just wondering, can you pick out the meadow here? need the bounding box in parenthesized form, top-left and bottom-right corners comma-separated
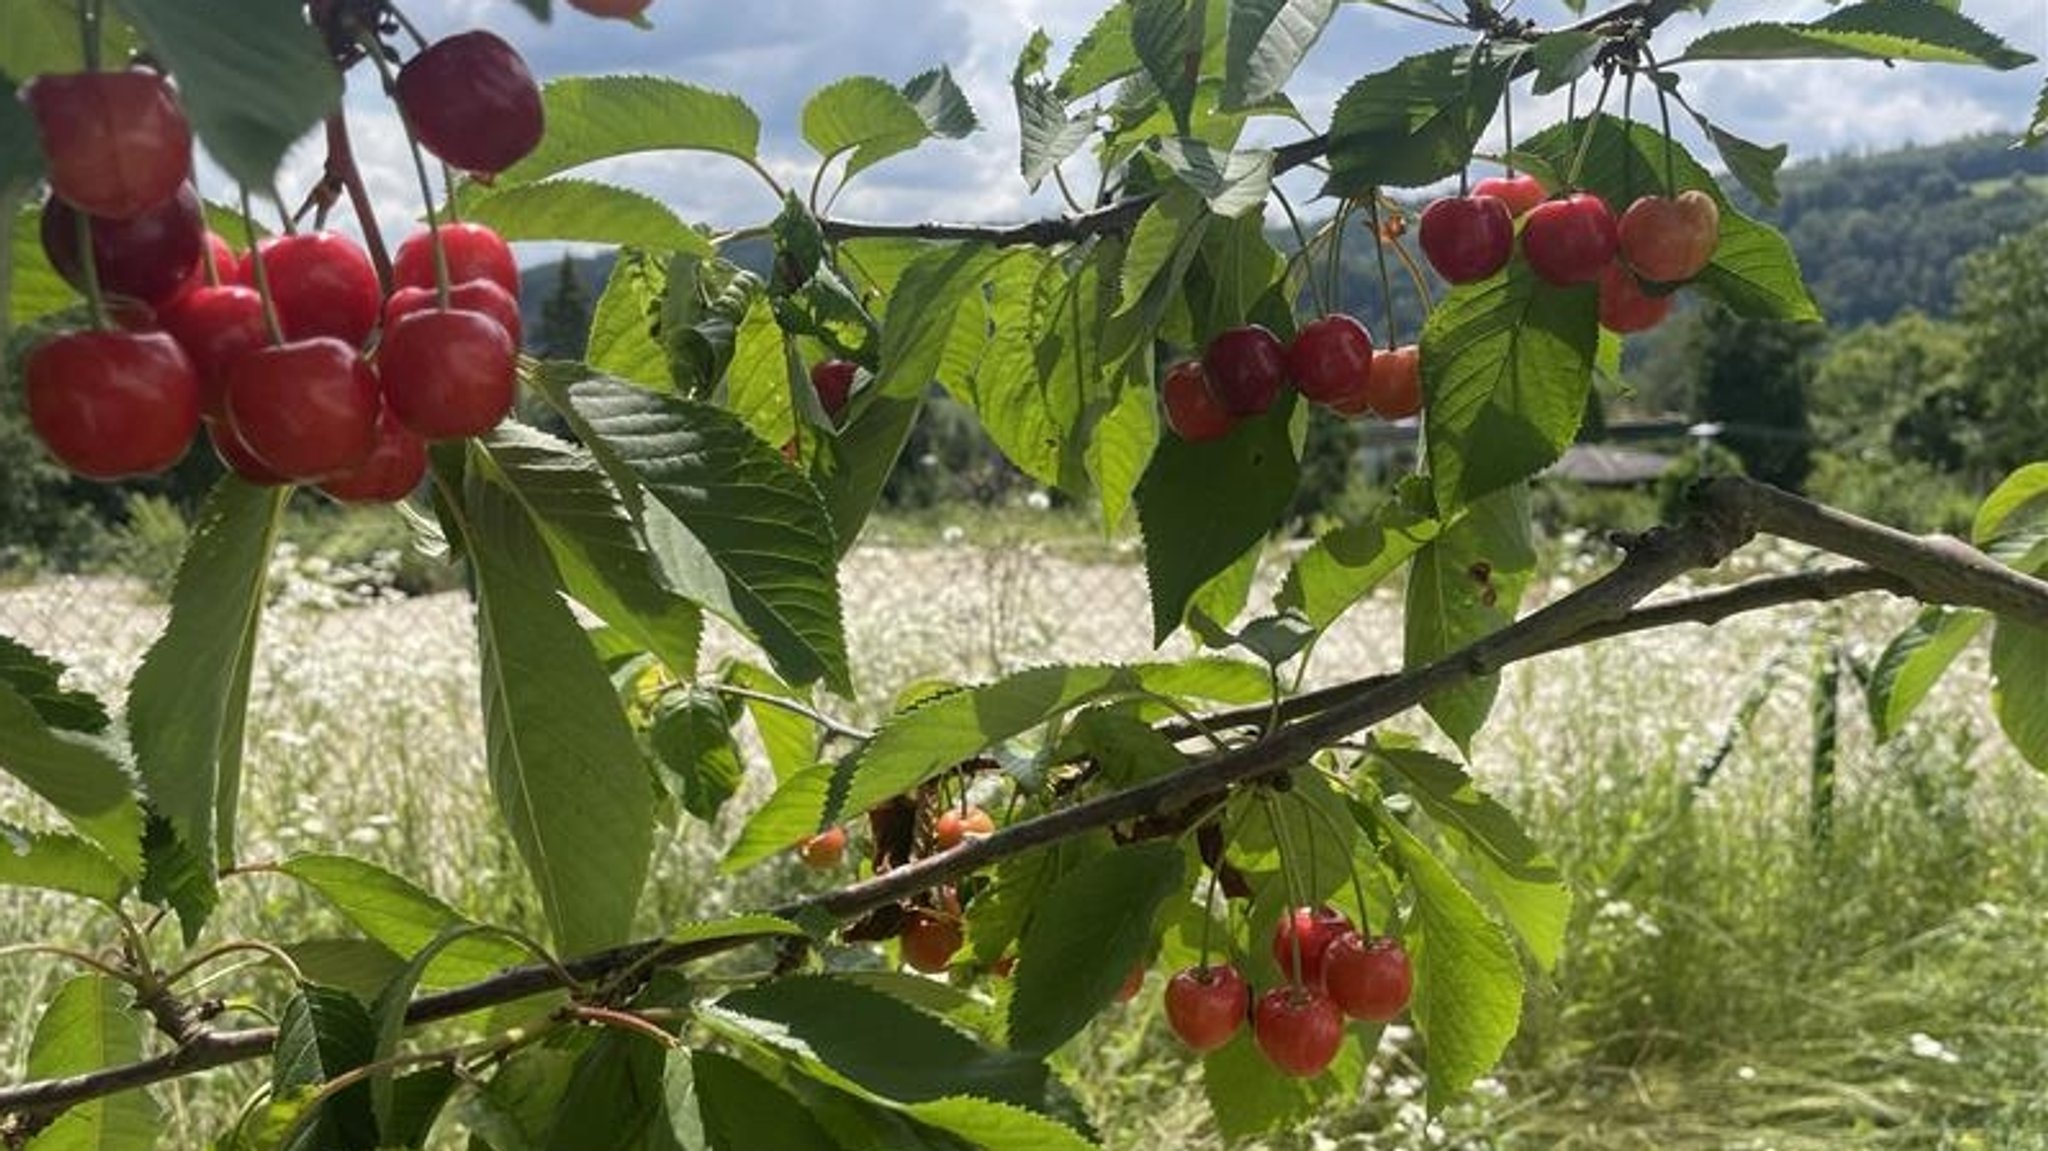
(2, 521, 2044, 1149)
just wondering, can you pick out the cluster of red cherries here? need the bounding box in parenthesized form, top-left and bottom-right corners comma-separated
(1418, 172, 1722, 333)
(18, 27, 548, 501)
(1161, 317, 1421, 444)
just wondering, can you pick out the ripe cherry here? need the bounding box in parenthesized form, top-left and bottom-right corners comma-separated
(1597, 263, 1675, 334)
(900, 909, 962, 974)
(159, 284, 270, 418)
(25, 330, 199, 480)
(224, 338, 381, 482)
(205, 418, 287, 486)
(379, 309, 519, 440)
(1471, 173, 1547, 219)
(383, 280, 525, 349)
(40, 185, 204, 306)
(1362, 344, 1422, 420)
(395, 32, 545, 176)
(1322, 933, 1413, 1023)
(392, 224, 522, 300)
(934, 806, 994, 850)
(796, 826, 848, 870)
(1253, 987, 1345, 1078)
(1271, 906, 1354, 988)
(317, 411, 427, 505)
(1521, 193, 1620, 287)
(1161, 359, 1235, 442)
(810, 359, 858, 421)
(243, 232, 382, 349)
(1618, 190, 1721, 284)
(198, 232, 242, 288)
(567, 0, 654, 19)
(1286, 314, 1375, 410)
(1164, 964, 1249, 1053)
(1202, 325, 1288, 416)
(1418, 195, 1515, 285)
(23, 71, 192, 220)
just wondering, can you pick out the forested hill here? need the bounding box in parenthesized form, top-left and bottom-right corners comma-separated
(521, 133, 2048, 345)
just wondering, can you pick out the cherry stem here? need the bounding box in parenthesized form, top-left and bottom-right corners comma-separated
(1381, 199, 1436, 319)
(1365, 195, 1399, 344)
(1259, 793, 1310, 988)
(361, 31, 453, 309)
(239, 187, 288, 346)
(1643, 48, 1678, 193)
(1293, 780, 1377, 937)
(1564, 69, 1615, 191)
(1196, 840, 1221, 970)
(78, 0, 103, 72)
(1502, 82, 1516, 177)
(1325, 199, 1352, 317)
(1272, 183, 1330, 317)
(383, 1, 430, 50)
(70, 208, 109, 331)
(325, 111, 395, 293)
(1620, 69, 1636, 203)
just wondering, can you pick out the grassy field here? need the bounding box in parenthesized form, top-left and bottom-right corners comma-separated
(2, 530, 2045, 1148)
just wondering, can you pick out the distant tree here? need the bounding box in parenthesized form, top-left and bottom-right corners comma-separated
(537, 254, 591, 359)
(1809, 310, 1976, 470)
(1691, 305, 1821, 491)
(1957, 221, 2048, 472)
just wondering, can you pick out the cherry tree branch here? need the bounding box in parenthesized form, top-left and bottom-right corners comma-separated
(6, 477, 2043, 1123)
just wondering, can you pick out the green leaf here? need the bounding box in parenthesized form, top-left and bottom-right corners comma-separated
(1014, 34, 1096, 189)
(0, 0, 136, 79)
(281, 940, 407, 1006)
(1403, 484, 1535, 751)
(110, 0, 340, 189)
(725, 762, 835, 873)
(478, 424, 704, 678)
(802, 74, 962, 180)
(1010, 842, 1186, 1053)
(0, 79, 44, 208)
(1221, 0, 1335, 109)
(899, 1096, 1097, 1151)
(273, 984, 379, 1151)
(710, 975, 1054, 1109)
(0, 684, 139, 876)
(1200, 1029, 1368, 1140)
(967, 833, 1114, 961)
(1677, 1, 2035, 70)
(585, 249, 672, 389)
(0, 822, 127, 904)
(277, 854, 532, 987)
(1136, 399, 1301, 642)
(455, 179, 712, 255)
(1974, 462, 2048, 546)
(1132, 0, 1201, 136)
(366, 925, 518, 1133)
(1375, 746, 1569, 970)
(1384, 817, 1524, 1111)
(649, 689, 745, 821)
(23, 975, 158, 1151)
(829, 661, 1267, 822)
(2024, 76, 2047, 147)
(1866, 608, 1989, 742)
(554, 375, 851, 693)
(667, 914, 806, 949)
(496, 76, 760, 187)
(127, 478, 288, 901)
(1529, 31, 1602, 94)
(686, 1050, 839, 1151)
(543, 1030, 669, 1150)
(1323, 46, 1518, 194)
(903, 66, 980, 140)
(1152, 138, 1273, 217)
(1992, 620, 2048, 772)
(1057, 4, 1141, 99)
(0, 634, 109, 734)
(721, 661, 815, 783)
(1673, 93, 1790, 208)
(456, 457, 656, 955)
(1276, 491, 1441, 629)
(1421, 259, 1600, 513)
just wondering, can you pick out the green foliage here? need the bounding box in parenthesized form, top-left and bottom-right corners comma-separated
(1009, 842, 1186, 1054)
(23, 976, 158, 1150)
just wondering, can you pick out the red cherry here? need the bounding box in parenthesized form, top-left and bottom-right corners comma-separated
(1618, 191, 1721, 284)
(796, 826, 848, 870)
(809, 359, 858, 421)
(159, 285, 269, 419)
(900, 909, 962, 973)
(1322, 933, 1413, 1023)
(1520, 193, 1620, 287)
(934, 806, 994, 850)
(1202, 325, 1288, 416)
(205, 418, 287, 486)
(40, 185, 204, 306)
(224, 338, 381, 482)
(1253, 987, 1345, 1078)
(1362, 344, 1422, 421)
(23, 71, 192, 220)
(199, 232, 242, 288)
(1286, 314, 1375, 409)
(25, 330, 199, 480)
(1271, 906, 1353, 988)
(395, 32, 545, 176)
(392, 224, 521, 300)
(383, 280, 525, 349)
(1419, 195, 1515, 285)
(317, 410, 427, 505)
(1161, 359, 1235, 442)
(1597, 263, 1676, 334)
(379, 309, 519, 440)
(1164, 965, 1249, 1053)
(567, 0, 654, 19)
(1470, 173, 1547, 219)
(243, 233, 382, 348)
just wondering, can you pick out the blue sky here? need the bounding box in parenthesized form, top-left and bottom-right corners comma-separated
(275, 1, 2048, 251)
